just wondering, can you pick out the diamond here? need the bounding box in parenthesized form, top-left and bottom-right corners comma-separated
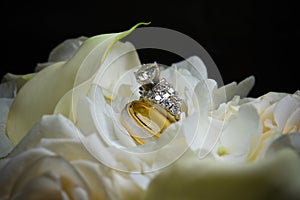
(163, 93, 170, 99)
(135, 63, 160, 85)
(169, 105, 181, 115)
(154, 95, 162, 101)
(168, 88, 175, 94)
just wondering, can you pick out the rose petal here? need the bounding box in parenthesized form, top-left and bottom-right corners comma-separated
(76, 86, 136, 147)
(10, 156, 91, 200)
(9, 114, 79, 157)
(197, 117, 224, 158)
(110, 171, 144, 200)
(213, 76, 255, 109)
(38, 138, 95, 162)
(161, 66, 200, 96)
(171, 56, 208, 80)
(0, 148, 54, 198)
(219, 104, 261, 159)
(251, 92, 287, 114)
(274, 95, 300, 132)
(71, 160, 108, 200)
(284, 107, 300, 133)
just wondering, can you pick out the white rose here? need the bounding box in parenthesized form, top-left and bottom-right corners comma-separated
(0, 115, 143, 200)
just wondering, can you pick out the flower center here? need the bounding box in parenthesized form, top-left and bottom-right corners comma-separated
(217, 146, 229, 157)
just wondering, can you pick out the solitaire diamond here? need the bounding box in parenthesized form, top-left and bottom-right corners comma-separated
(135, 63, 160, 85)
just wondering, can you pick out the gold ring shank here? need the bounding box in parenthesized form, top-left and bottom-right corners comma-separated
(120, 99, 178, 145)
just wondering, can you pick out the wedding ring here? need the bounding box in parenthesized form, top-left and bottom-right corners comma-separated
(120, 62, 183, 144)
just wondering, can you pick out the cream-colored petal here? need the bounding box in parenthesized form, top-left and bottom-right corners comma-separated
(251, 92, 287, 114)
(213, 76, 255, 109)
(0, 148, 54, 199)
(93, 41, 141, 93)
(72, 160, 108, 200)
(284, 107, 300, 133)
(144, 149, 300, 200)
(260, 103, 276, 132)
(10, 156, 91, 200)
(9, 114, 79, 157)
(110, 171, 144, 200)
(76, 95, 101, 136)
(161, 65, 200, 96)
(80, 133, 117, 168)
(171, 56, 208, 80)
(220, 104, 261, 157)
(274, 95, 300, 132)
(226, 76, 255, 100)
(38, 138, 95, 162)
(76, 90, 133, 148)
(11, 171, 68, 200)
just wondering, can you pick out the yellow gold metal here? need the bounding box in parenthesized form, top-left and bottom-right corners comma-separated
(121, 99, 178, 145)
(120, 118, 146, 145)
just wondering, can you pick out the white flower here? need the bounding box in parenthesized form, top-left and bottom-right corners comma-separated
(207, 91, 300, 163)
(0, 115, 143, 200)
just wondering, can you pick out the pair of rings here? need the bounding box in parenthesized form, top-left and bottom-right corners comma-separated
(120, 63, 184, 144)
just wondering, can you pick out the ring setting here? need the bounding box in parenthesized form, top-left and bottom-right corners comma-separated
(120, 62, 184, 144)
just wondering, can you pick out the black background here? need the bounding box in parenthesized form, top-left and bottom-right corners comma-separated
(1, 1, 299, 97)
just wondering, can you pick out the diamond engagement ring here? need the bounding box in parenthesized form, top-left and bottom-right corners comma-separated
(120, 62, 184, 145)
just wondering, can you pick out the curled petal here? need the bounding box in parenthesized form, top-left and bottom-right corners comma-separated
(9, 114, 79, 157)
(218, 104, 261, 161)
(171, 56, 208, 80)
(274, 95, 300, 132)
(251, 92, 287, 115)
(284, 107, 300, 133)
(213, 76, 255, 109)
(11, 155, 91, 200)
(0, 148, 55, 199)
